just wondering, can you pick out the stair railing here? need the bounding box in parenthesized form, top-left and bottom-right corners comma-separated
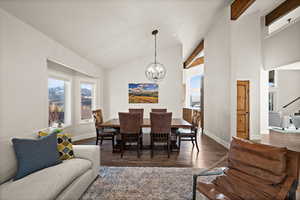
(282, 96, 300, 109)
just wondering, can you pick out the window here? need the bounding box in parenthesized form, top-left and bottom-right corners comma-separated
(269, 70, 276, 87)
(80, 82, 96, 122)
(48, 77, 70, 127)
(189, 75, 201, 109)
(269, 92, 276, 111)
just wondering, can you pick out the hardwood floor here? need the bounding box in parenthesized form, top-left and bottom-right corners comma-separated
(75, 130, 300, 168)
(74, 133, 228, 168)
(75, 130, 300, 198)
(260, 130, 300, 152)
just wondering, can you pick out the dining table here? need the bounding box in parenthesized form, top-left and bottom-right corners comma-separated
(100, 118, 192, 129)
(100, 118, 192, 152)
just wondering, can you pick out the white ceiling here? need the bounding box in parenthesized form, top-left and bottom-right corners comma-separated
(0, 0, 226, 68)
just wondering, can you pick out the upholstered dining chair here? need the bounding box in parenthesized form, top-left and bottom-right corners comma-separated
(129, 108, 144, 117)
(192, 137, 300, 200)
(129, 108, 144, 149)
(150, 112, 172, 158)
(119, 112, 143, 158)
(151, 108, 167, 113)
(176, 110, 201, 152)
(92, 109, 117, 148)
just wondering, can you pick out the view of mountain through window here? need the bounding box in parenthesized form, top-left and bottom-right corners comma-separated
(81, 83, 93, 120)
(48, 78, 65, 127)
(190, 75, 201, 108)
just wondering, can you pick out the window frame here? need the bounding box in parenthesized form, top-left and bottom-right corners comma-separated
(48, 71, 72, 128)
(79, 78, 97, 124)
(269, 91, 277, 112)
(269, 70, 277, 88)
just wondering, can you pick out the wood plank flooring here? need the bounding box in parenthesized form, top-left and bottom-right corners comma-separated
(75, 130, 300, 168)
(75, 130, 300, 199)
(74, 133, 228, 168)
(260, 130, 300, 152)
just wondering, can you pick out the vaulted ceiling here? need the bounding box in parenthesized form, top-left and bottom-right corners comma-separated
(0, 0, 228, 68)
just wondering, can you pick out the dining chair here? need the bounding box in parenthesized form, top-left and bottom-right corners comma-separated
(128, 108, 144, 117)
(129, 108, 144, 149)
(176, 110, 200, 151)
(92, 109, 118, 148)
(151, 108, 167, 113)
(150, 112, 172, 158)
(119, 112, 143, 158)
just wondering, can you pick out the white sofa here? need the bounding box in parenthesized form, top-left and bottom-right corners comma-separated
(0, 138, 99, 200)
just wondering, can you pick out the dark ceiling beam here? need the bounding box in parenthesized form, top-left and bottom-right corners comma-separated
(183, 40, 204, 68)
(265, 0, 300, 26)
(185, 57, 204, 69)
(231, 0, 256, 20)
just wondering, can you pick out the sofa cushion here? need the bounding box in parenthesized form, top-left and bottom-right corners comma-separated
(228, 137, 287, 184)
(12, 133, 62, 180)
(0, 158, 92, 200)
(0, 139, 18, 184)
(39, 131, 74, 160)
(56, 133, 74, 160)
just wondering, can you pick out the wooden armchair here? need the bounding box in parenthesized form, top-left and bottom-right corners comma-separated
(193, 137, 300, 200)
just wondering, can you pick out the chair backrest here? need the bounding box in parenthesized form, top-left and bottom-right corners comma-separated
(228, 137, 289, 184)
(150, 112, 172, 133)
(119, 112, 142, 134)
(92, 109, 103, 126)
(223, 137, 300, 200)
(129, 108, 144, 118)
(151, 108, 167, 113)
(191, 110, 201, 129)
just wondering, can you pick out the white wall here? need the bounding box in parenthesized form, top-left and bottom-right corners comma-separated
(0, 8, 103, 141)
(103, 44, 183, 119)
(204, 8, 268, 146)
(264, 20, 300, 70)
(270, 70, 300, 116)
(230, 12, 267, 139)
(204, 7, 232, 146)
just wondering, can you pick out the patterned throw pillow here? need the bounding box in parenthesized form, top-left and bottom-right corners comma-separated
(56, 133, 74, 160)
(38, 130, 74, 160)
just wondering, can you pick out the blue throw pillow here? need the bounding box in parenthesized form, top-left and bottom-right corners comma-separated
(12, 133, 62, 181)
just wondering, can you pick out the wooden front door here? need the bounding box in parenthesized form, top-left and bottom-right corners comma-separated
(237, 80, 249, 139)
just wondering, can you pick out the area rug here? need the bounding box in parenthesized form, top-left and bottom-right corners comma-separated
(80, 167, 213, 200)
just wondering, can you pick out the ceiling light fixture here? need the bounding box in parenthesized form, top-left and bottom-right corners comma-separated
(145, 30, 166, 82)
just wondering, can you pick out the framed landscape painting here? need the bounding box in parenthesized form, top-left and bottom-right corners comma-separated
(129, 83, 158, 103)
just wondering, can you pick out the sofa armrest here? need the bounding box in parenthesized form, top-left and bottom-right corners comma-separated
(73, 145, 100, 178)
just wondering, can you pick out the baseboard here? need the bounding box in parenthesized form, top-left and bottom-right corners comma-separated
(204, 130, 230, 149)
(72, 132, 95, 142)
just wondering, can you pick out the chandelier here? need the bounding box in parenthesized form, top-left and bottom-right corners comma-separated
(145, 30, 166, 82)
